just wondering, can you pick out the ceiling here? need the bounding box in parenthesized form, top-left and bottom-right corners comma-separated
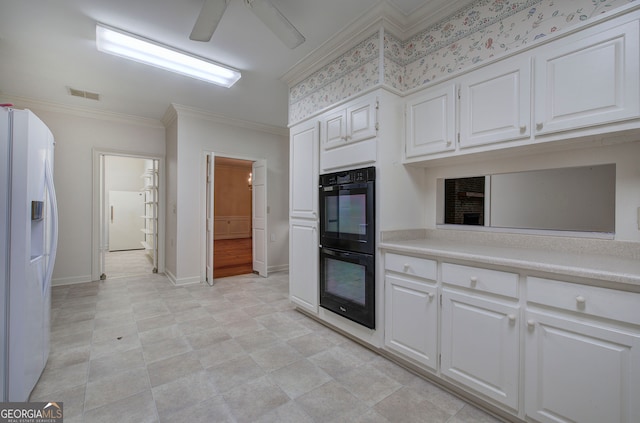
(0, 0, 467, 128)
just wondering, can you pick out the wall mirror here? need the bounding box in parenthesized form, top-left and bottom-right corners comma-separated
(439, 164, 616, 234)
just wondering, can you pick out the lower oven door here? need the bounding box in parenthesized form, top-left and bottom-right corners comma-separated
(319, 247, 375, 329)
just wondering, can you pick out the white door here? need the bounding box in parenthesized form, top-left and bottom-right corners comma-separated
(205, 153, 215, 285)
(289, 219, 318, 312)
(252, 159, 267, 277)
(441, 289, 520, 409)
(459, 55, 531, 148)
(385, 275, 438, 370)
(525, 310, 640, 423)
(108, 190, 144, 251)
(290, 120, 319, 220)
(405, 84, 457, 158)
(534, 19, 640, 135)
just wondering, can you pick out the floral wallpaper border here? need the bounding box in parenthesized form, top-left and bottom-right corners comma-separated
(289, 0, 636, 124)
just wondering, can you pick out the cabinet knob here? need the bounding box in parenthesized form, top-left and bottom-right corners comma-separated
(527, 319, 536, 329)
(403, 263, 410, 271)
(508, 314, 516, 323)
(519, 125, 527, 133)
(446, 140, 452, 146)
(428, 292, 435, 300)
(470, 276, 478, 285)
(536, 122, 544, 130)
(576, 295, 586, 305)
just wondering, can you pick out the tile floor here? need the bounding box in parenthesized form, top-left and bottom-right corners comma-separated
(34, 271, 504, 423)
(104, 249, 155, 279)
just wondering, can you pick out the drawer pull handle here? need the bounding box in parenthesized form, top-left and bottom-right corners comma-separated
(576, 295, 586, 305)
(508, 314, 516, 323)
(527, 319, 536, 329)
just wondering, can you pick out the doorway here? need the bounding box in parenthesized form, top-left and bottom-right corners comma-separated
(213, 157, 253, 278)
(204, 153, 267, 285)
(94, 153, 162, 280)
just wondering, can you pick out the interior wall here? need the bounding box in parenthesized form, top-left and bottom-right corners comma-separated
(423, 140, 640, 242)
(10, 100, 166, 285)
(167, 105, 289, 285)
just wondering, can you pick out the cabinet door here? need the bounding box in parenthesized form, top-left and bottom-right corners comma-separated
(321, 95, 377, 151)
(321, 108, 347, 151)
(459, 56, 531, 148)
(347, 96, 377, 144)
(441, 289, 520, 410)
(405, 84, 456, 158)
(289, 220, 318, 313)
(290, 120, 319, 220)
(534, 19, 640, 135)
(385, 274, 438, 370)
(525, 310, 640, 423)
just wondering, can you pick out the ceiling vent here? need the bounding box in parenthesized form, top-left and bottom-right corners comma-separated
(68, 87, 100, 101)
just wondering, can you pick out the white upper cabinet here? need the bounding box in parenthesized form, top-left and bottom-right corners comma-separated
(405, 84, 457, 158)
(534, 17, 640, 136)
(459, 55, 531, 148)
(289, 120, 319, 220)
(321, 93, 377, 151)
(320, 92, 378, 171)
(403, 9, 640, 164)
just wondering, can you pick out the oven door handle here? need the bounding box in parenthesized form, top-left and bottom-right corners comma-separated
(323, 248, 353, 258)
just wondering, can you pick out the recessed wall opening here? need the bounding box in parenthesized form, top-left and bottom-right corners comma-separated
(444, 176, 485, 226)
(439, 164, 616, 236)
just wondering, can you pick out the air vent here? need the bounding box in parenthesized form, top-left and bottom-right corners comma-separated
(68, 87, 100, 101)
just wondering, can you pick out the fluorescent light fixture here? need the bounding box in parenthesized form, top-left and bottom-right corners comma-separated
(96, 23, 241, 88)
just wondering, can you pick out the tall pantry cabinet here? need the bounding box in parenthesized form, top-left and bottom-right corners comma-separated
(289, 120, 319, 313)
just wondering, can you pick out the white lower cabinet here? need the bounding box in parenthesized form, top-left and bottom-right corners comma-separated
(385, 274, 438, 370)
(440, 288, 520, 410)
(289, 219, 318, 313)
(380, 250, 640, 422)
(525, 277, 640, 423)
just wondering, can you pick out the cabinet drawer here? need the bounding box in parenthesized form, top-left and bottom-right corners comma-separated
(385, 253, 437, 281)
(442, 263, 518, 298)
(527, 277, 640, 325)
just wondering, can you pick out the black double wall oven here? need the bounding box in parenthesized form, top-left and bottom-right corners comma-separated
(319, 166, 375, 329)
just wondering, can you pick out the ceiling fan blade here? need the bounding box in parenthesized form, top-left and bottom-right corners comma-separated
(245, 0, 305, 49)
(190, 0, 229, 42)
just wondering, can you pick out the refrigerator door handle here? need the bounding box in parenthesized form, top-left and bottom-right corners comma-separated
(43, 159, 58, 294)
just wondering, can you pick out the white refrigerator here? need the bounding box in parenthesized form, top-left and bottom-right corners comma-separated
(0, 107, 58, 401)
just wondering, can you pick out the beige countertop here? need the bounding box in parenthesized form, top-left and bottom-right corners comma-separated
(379, 232, 640, 292)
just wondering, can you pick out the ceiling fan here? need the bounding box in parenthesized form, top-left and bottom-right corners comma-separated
(190, 0, 305, 49)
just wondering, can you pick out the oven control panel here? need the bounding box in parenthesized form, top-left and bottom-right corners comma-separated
(320, 166, 376, 186)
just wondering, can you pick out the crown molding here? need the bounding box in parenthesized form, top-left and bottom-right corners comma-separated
(0, 94, 165, 129)
(170, 103, 288, 137)
(282, 0, 475, 87)
(282, 1, 389, 87)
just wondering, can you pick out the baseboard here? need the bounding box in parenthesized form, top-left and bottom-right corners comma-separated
(268, 264, 289, 273)
(52, 275, 93, 286)
(165, 270, 201, 286)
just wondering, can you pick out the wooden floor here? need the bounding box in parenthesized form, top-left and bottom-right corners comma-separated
(214, 237, 253, 278)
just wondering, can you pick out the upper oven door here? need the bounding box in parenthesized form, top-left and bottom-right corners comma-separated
(319, 180, 375, 254)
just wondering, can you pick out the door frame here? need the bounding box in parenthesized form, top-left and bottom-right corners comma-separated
(201, 151, 268, 284)
(91, 149, 165, 282)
